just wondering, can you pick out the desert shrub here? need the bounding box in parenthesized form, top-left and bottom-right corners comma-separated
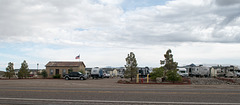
(41, 70, 48, 78)
(166, 70, 182, 83)
(150, 67, 164, 80)
(53, 74, 61, 78)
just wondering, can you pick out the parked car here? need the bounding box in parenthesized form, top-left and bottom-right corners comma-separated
(103, 73, 110, 78)
(64, 72, 87, 80)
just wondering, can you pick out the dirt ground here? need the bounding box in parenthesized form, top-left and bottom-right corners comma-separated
(1, 77, 240, 89)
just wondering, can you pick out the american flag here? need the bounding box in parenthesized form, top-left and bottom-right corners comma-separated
(75, 55, 80, 59)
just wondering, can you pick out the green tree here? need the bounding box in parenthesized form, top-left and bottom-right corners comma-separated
(41, 70, 48, 78)
(160, 49, 178, 78)
(124, 52, 138, 81)
(18, 60, 30, 79)
(166, 70, 182, 83)
(150, 67, 164, 80)
(5, 62, 15, 79)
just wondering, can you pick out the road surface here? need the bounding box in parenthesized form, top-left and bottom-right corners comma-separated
(0, 78, 240, 105)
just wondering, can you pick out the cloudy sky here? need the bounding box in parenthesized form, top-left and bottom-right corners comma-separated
(0, 0, 240, 70)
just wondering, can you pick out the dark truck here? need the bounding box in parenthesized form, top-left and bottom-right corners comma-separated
(63, 72, 87, 80)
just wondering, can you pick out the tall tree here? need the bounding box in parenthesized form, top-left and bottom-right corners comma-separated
(163, 49, 178, 70)
(151, 49, 181, 82)
(5, 62, 14, 79)
(124, 52, 138, 81)
(160, 49, 178, 79)
(18, 60, 30, 79)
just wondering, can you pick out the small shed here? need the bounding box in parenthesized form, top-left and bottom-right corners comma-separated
(45, 61, 85, 78)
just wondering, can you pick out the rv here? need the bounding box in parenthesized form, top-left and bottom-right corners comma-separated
(186, 65, 210, 77)
(91, 67, 104, 79)
(212, 65, 239, 78)
(138, 67, 150, 78)
(177, 68, 188, 77)
(235, 70, 240, 78)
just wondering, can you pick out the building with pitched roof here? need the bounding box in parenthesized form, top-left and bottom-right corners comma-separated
(45, 61, 86, 78)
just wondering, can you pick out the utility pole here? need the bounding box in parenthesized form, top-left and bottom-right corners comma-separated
(37, 63, 39, 75)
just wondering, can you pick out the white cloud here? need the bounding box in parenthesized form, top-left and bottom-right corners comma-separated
(98, 0, 124, 5)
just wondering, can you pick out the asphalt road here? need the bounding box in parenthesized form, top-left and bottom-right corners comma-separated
(0, 78, 240, 105)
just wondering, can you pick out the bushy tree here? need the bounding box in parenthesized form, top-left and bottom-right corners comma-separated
(124, 52, 138, 81)
(18, 60, 30, 79)
(166, 70, 182, 83)
(150, 67, 164, 80)
(41, 70, 48, 78)
(5, 62, 15, 79)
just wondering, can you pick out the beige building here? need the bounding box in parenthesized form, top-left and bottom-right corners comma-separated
(45, 61, 86, 78)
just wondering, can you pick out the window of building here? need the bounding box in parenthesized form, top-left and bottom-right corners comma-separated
(50, 69, 54, 75)
(68, 69, 73, 73)
(62, 69, 66, 76)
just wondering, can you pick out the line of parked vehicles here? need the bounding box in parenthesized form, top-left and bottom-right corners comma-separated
(63, 65, 240, 80)
(177, 65, 240, 78)
(63, 67, 110, 80)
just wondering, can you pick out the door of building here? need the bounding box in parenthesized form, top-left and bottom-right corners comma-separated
(56, 69, 59, 75)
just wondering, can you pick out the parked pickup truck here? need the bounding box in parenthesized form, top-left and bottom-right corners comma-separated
(64, 72, 87, 80)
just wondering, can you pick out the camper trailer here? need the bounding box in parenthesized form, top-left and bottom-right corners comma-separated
(212, 65, 239, 78)
(138, 67, 150, 77)
(236, 70, 240, 78)
(187, 65, 210, 77)
(91, 67, 104, 79)
(177, 68, 188, 77)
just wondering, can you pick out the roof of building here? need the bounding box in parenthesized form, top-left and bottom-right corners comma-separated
(45, 61, 86, 67)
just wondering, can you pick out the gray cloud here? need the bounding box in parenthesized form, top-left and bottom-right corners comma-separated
(215, 0, 240, 6)
(0, 0, 240, 48)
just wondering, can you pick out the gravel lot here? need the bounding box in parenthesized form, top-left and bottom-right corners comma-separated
(0, 77, 240, 89)
(190, 77, 240, 85)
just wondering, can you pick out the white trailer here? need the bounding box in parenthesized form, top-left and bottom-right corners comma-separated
(91, 67, 104, 79)
(187, 65, 210, 77)
(177, 68, 188, 77)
